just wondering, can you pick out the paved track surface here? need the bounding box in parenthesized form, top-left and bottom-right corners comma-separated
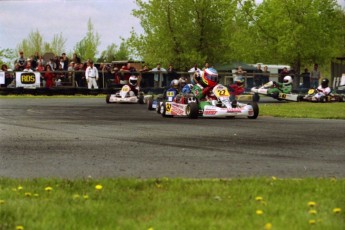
(0, 97, 344, 179)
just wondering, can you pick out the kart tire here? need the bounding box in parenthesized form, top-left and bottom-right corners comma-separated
(253, 93, 260, 102)
(186, 102, 199, 119)
(138, 95, 144, 104)
(320, 96, 326, 103)
(147, 99, 154, 110)
(297, 95, 304, 102)
(156, 103, 161, 114)
(247, 102, 259, 119)
(106, 94, 111, 104)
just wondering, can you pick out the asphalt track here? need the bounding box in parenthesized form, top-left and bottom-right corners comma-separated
(0, 97, 344, 179)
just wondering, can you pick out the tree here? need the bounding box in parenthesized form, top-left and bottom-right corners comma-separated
(49, 33, 67, 55)
(0, 48, 15, 67)
(74, 18, 100, 62)
(98, 39, 130, 63)
(129, 0, 236, 70)
(16, 29, 43, 56)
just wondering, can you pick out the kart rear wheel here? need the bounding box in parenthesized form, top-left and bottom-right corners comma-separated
(147, 99, 154, 110)
(253, 93, 260, 102)
(138, 95, 144, 104)
(186, 102, 199, 119)
(156, 103, 161, 114)
(106, 94, 111, 103)
(320, 96, 326, 103)
(247, 102, 259, 119)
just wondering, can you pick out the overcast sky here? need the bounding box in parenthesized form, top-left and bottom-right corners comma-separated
(1, 0, 344, 57)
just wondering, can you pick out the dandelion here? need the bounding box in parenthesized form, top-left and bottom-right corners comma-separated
(148, 228, 154, 230)
(45, 187, 53, 192)
(95, 184, 103, 190)
(155, 183, 163, 188)
(83, 195, 89, 200)
(330, 177, 336, 182)
(73, 194, 80, 199)
(24, 192, 32, 197)
(0, 200, 5, 204)
(16, 226, 24, 230)
(271, 176, 277, 180)
(309, 209, 317, 215)
(333, 208, 341, 214)
(256, 210, 263, 215)
(255, 196, 263, 201)
(18, 186, 23, 190)
(33, 194, 39, 197)
(309, 219, 316, 225)
(308, 201, 316, 207)
(264, 223, 272, 230)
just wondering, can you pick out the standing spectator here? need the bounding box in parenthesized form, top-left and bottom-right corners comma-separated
(279, 67, 289, 82)
(166, 64, 178, 87)
(1, 64, 14, 87)
(188, 64, 201, 83)
(113, 67, 121, 85)
(31, 51, 39, 69)
(16, 51, 26, 71)
(36, 61, 45, 87)
(202, 62, 210, 70)
(85, 60, 99, 89)
(151, 63, 167, 88)
(310, 63, 321, 88)
(67, 62, 75, 84)
(139, 65, 150, 87)
(37, 55, 45, 67)
(262, 65, 270, 84)
(120, 63, 136, 84)
(23, 61, 33, 72)
(301, 68, 310, 89)
(44, 64, 55, 88)
(74, 63, 85, 87)
(72, 53, 81, 64)
(253, 64, 263, 87)
(61, 53, 69, 71)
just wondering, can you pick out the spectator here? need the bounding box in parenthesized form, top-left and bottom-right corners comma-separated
(1, 64, 14, 87)
(61, 53, 69, 71)
(72, 53, 81, 64)
(310, 63, 321, 88)
(253, 64, 263, 87)
(31, 51, 39, 69)
(74, 63, 85, 87)
(202, 62, 210, 70)
(16, 51, 26, 71)
(23, 61, 33, 72)
(262, 65, 270, 84)
(36, 62, 45, 87)
(166, 64, 178, 87)
(120, 63, 136, 84)
(85, 60, 99, 89)
(113, 67, 121, 85)
(301, 68, 310, 89)
(188, 64, 201, 83)
(279, 67, 289, 82)
(151, 63, 167, 88)
(37, 55, 45, 67)
(44, 64, 55, 88)
(139, 65, 150, 87)
(67, 62, 75, 83)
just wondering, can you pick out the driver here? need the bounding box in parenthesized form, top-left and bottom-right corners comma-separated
(128, 75, 140, 96)
(162, 79, 180, 101)
(229, 76, 245, 101)
(192, 68, 219, 100)
(314, 78, 331, 100)
(268, 75, 293, 98)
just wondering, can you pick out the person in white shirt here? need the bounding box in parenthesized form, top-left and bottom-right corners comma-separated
(150, 63, 167, 88)
(188, 64, 201, 84)
(85, 60, 99, 89)
(315, 78, 331, 100)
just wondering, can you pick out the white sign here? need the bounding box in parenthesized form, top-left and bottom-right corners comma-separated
(0, 72, 4, 84)
(16, 71, 41, 88)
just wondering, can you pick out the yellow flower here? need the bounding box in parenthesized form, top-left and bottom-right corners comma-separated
(148, 228, 154, 230)
(264, 223, 272, 230)
(308, 201, 316, 207)
(309, 219, 316, 225)
(271, 176, 277, 180)
(333, 208, 341, 214)
(16, 226, 24, 230)
(95, 184, 103, 190)
(45, 187, 53, 192)
(33, 193, 39, 197)
(155, 183, 163, 188)
(256, 210, 263, 215)
(18, 186, 23, 190)
(83, 195, 89, 200)
(0, 200, 5, 204)
(309, 209, 317, 215)
(73, 194, 80, 199)
(24, 192, 32, 197)
(255, 196, 263, 201)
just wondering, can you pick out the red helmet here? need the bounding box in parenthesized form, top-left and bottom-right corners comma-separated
(201, 68, 219, 87)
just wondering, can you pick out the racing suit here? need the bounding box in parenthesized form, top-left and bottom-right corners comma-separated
(314, 85, 331, 99)
(229, 84, 245, 101)
(128, 84, 139, 96)
(267, 81, 292, 98)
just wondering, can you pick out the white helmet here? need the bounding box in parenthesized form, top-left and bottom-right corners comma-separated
(171, 79, 179, 89)
(283, 76, 292, 84)
(129, 75, 138, 86)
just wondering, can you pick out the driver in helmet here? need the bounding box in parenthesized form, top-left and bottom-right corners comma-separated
(162, 79, 180, 101)
(229, 76, 245, 102)
(315, 78, 331, 99)
(128, 75, 140, 96)
(192, 67, 219, 100)
(267, 75, 293, 98)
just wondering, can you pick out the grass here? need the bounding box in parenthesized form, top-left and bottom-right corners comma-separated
(258, 102, 345, 119)
(0, 178, 344, 230)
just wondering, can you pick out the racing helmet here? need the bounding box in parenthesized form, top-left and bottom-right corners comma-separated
(201, 68, 219, 87)
(321, 78, 329, 88)
(283, 76, 292, 85)
(178, 77, 187, 87)
(171, 79, 179, 89)
(129, 75, 138, 86)
(234, 76, 244, 86)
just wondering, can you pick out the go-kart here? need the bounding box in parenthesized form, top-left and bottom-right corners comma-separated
(251, 81, 302, 102)
(302, 88, 344, 102)
(147, 88, 178, 113)
(159, 84, 259, 119)
(106, 84, 145, 104)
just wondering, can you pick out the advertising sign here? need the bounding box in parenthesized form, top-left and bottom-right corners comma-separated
(16, 71, 40, 88)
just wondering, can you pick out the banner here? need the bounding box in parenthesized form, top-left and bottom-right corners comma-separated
(0, 72, 4, 84)
(16, 71, 41, 88)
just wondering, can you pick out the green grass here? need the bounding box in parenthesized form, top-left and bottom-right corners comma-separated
(259, 102, 345, 119)
(0, 178, 344, 230)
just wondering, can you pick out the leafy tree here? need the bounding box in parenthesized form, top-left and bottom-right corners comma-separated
(0, 48, 15, 67)
(74, 18, 100, 62)
(16, 29, 43, 56)
(98, 39, 130, 63)
(49, 33, 67, 55)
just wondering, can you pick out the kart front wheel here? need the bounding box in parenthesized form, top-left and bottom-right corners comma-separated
(186, 102, 199, 119)
(247, 102, 259, 119)
(106, 94, 111, 104)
